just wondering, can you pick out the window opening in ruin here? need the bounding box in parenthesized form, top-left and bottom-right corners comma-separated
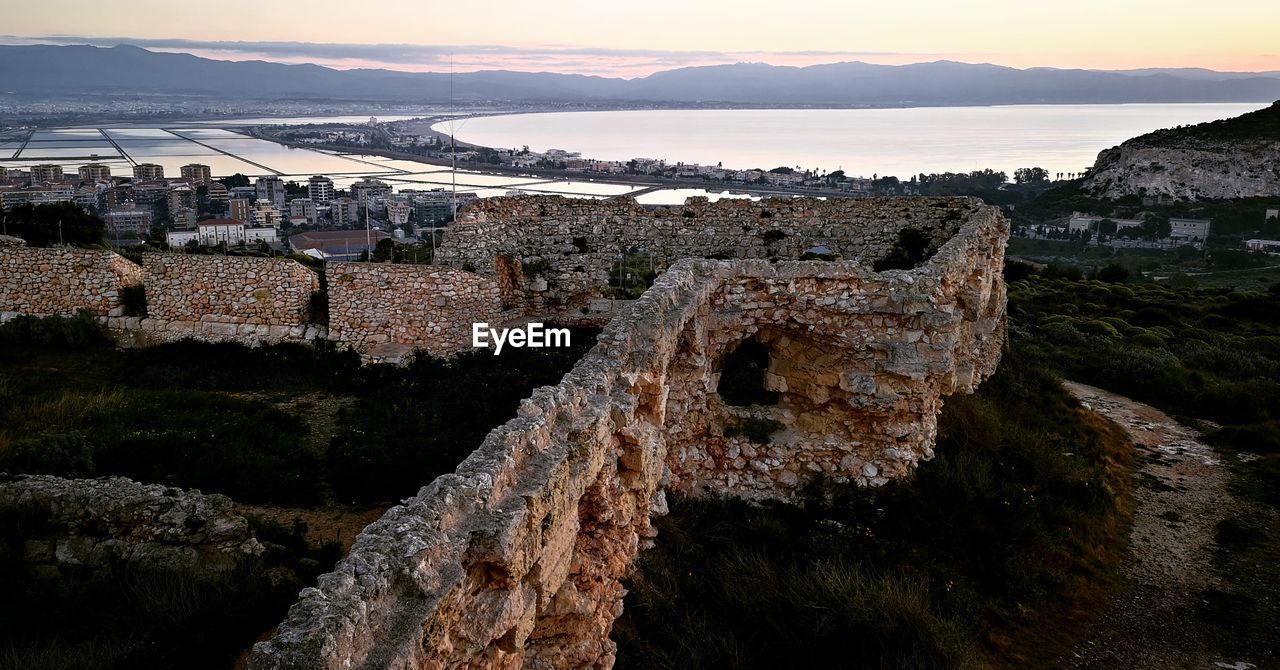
(606, 246, 656, 299)
(717, 339, 779, 406)
(872, 228, 932, 271)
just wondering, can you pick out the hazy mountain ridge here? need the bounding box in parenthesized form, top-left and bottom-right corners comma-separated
(4, 44, 1280, 106)
(1084, 101, 1280, 199)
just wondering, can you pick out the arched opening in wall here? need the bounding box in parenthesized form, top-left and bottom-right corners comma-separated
(605, 246, 656, 300)
(717, 338, 779, 407)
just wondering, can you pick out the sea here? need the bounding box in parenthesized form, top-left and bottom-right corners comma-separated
(436, 104, 1267, 180)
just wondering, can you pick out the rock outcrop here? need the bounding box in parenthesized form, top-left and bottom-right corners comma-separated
(0, 473, 263, 573)
(1083, 101, 1280, 200)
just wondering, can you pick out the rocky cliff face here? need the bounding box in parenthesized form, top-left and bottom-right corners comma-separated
(1083, 101, 1280, 200)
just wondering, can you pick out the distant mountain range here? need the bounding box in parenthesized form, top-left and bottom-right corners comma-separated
(3, 44, 1280, 107)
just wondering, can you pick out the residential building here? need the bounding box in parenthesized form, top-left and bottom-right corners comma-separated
(166, 219, 276, 247)
(206, 182, 229, 201)
(78, 163, 111, 182)
(166, 229, 199, 247)
(102, 185, 132, 208)
(1067, 212, 1145, 233)
(386, 200, 411, 226)
(289, 198, 319, 225)
(195, 218, 246, 246)
(30, 164, 64, 183)
(0, 185, 75, 209)
(229, 186, 257, 200)
(167, 185, 197, 219)
(414, 198, 452, 225)
(247, 226, 278, 245)
(130, 181, 170, 206)
(103, 202, 153, 237)
(73, 185, 99, 210)
(308, 176, 335, 204)
(330, 196, 357, 226)
(1245, 239, 1280, 252)
(229, 198, 252, 223)
(288, 229, 391, 261)
(255, 176, 286, 209)
(350, 178, 391, 209)
(251, 199, 283, 228)
(172, 207, 198, 230)
(133, 163, 165, 180)
(1169, 218, 1211, 241)
(180, 163, 212, 186)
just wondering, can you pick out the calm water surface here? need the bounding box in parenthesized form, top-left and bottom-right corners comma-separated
(439, 104, 1265, 179)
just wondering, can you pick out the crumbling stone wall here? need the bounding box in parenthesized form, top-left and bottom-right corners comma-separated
(0, 242, 142, 317)
(436, 195, 975, 308)
(326, 262, 523, 356)
(144, 254, 319, 329)
(0, 474, 263, 573)
(249, 198, 1008, 670)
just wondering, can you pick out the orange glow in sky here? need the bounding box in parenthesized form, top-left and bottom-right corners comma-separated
(5, 0, 1279, 76)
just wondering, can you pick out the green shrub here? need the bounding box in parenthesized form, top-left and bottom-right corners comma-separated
(1075, 319, 1122, 339)
(1040, 321, 1088, 345)
(6, 432, 95, 475)
(1132, 332, 1167, 348)
(0, 312, 112, 349)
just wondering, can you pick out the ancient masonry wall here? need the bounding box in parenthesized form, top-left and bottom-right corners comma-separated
(249, 199, 1008, 670)
(144, 253, 319, 328)
(0, 474, 264, 573)
(326, 262, 523, 357)
(435, 195, 975, 307)
(0, 244, 143, 316)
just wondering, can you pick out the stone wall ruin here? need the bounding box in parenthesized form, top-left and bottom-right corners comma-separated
(326, 261, 523, 357)
(0, 243, 142, 317)
(248, 196, 1009, 669)
(0, 197, 1009, 668)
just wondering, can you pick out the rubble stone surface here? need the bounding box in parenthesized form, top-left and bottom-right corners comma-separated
(0, 473, 263, 572)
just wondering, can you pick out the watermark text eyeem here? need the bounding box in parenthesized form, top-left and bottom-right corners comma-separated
(472, 322, 571, 355)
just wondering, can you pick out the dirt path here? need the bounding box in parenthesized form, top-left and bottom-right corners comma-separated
(1060, 381, 1260, 670)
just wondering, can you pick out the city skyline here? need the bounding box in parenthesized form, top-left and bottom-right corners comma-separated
(3, 0, 1279, 77)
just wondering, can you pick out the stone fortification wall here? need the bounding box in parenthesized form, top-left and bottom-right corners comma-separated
(0, 474, 263, 573)
(0, 242, 142, 317)
(326, 262, 522, 357)
(143, 254, 319, 328)
(436, 195, 977, 306)
(249, 199, 1008, 670)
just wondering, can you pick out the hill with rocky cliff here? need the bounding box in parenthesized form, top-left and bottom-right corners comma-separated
(1083, 101, 1280, 200)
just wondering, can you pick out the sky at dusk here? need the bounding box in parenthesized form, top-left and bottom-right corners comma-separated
(4, 0, 1279, 77)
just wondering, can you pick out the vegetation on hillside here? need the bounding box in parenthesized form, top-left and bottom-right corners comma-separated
(1128, 100, 1280, 146)
(0, 202, 106, 247)
(0, 504, 339, 670)
(1006, 270, 1280, 662)
(0, 315, 600, 508)
(0, 315, 601, 667)
(614, 353, 1133, 669)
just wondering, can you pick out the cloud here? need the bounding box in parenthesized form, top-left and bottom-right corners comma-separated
(0, 35, 991, 76)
